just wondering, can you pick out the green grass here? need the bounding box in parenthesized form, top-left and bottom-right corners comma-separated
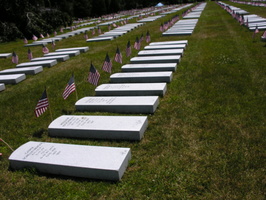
(0, 2, 265, 199)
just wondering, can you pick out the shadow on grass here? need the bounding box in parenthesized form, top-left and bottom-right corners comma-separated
(33, 128, 46, 138)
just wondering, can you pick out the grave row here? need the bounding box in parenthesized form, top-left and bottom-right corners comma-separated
(9, 40, 188, 181)
(218, 1, 266, 31)
(0, 47, 88, 88)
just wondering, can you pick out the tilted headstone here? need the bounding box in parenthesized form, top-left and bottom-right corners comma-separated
(75, 96, 159, 114)
(48, 115, 148, 140)
(9, 141, 131, 181)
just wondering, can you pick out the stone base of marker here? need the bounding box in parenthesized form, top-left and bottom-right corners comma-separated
(75, 96, 159, 114)
(9, 141, 131, 181)
(95, 83, 167, 96)
(48, 115, 148, 140)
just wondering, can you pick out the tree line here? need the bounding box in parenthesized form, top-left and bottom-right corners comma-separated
(0, 0, 196, 42)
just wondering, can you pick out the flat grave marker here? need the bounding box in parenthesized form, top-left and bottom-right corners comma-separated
(0, 74, 26, 84)
(31, 55, 69, 62)
(16, 60, 57, 68)
(75, 96, 159, 114)
(149, 40, 188, 46)
(44, 51, 80, 57)
(95, 83, 167, 96)
(48, 115, 148, 140)
(9, 141, 131, 181)
(130, 55, 181, 64)
(55, 47, 89, 53)
(121, 63, 177, 72)
(144, 44, 186, 50)
(110, 72, 173, 83)
(0, 53, 12, 58)
(0, 66, 43, 75)
(138, 49, 184, 56)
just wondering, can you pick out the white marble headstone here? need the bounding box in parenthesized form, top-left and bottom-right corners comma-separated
(9, 141, 131, 181)
(121, 63, 177, 72)
(95, 83, 167, 96)
(0, 74, 26, 84)
(0, 83, 5, 91)
(16, 60, 57, 68)
(75, 96, 159, 114)
(48, 115, 148, 140)
(0, 66, 43, 75)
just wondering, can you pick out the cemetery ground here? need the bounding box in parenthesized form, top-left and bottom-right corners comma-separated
(0, 2, 265, 199)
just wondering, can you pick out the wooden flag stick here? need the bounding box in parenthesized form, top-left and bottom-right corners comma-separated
(46, 87, 53, 121)
(0, 138, 14, 152)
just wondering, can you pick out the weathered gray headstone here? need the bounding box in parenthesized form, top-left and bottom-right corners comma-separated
(130, 55, 181, 64)
(95, 83, 167, 96)
(75, 96, 159, 114)
(0, 74, 26, 84)
(110, 72, 173, 83)
(16, 60, 57, 68)
(44, 51, 80, 57)
(0, 53, 12, 58)
(0, 66, 43, 75)
(0, 83, 5, 91)
(48, 115, 148, 140)
(144, 44, 186, 50)
(31, 55, 69, 62)
(55, 47, 89, 53)
(138, 49, 184, 56)
(9, 141, 131, 181)
(121, 63, 177, 72)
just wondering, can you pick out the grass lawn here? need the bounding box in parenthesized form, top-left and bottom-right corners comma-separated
(0, 2, 265, 199)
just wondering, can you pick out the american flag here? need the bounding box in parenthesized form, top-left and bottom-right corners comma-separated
(160, 24, 164, 32)
(253, 25, 259, 38)
(146, 31, 151, 43)
(263, 30, 266, 38)
(35, 89, 49, 117)
(102, 53, 112, 73)
(126, 40, 131, 57)
(32, 35, 38, 41)
(113, 23, 117, 27)
(42, 45, 49, 54)
(63, 75, 76, 100)
(51, 40, 56, 49)
(92, 29, 95, 35)
(12, 52, 19, 64)
(139, 33, 144, 42)
(134, 37, 140, 50)
(108, 24, 111, 31)
(60, 27, 64, 32)
(114, 47, 122, 64)
(47, 33, 50, 38)
(84, 33, 88, 40)
(23, 38, 28, 44)
(40, 34, 44, 38)
(98, 27, 101, 34)
(54, 31, 57, 36)
(27, 49, 33, 60)
(88, 63, 100, 86)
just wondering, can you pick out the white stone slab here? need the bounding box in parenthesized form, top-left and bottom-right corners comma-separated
(55, 47, 89, 53)
(0, 74, 26, 84)
(0, 53, 12, 58)
(0, 66, 43, 75)
(144, 44, 186, 50)
(75, 96, 159, 114)
(9, 141, 131, 181)
(44, 51, 80, 57)
(24, 42, 48, 47)
(163, 31, 193, 36)
(48, 115, 148, 140)
(130, 55, 181, 64)
(16, 60, 57, 68)
(149, 40, 188, 46)
(95, 83, 167, 96)
(121, 63, 177, 72)
(87, 37, 114, 42)
(0, 83, 5, 91)
(31, 55, 69, 62)
(110, 72, 172, 83)
(138, 49, 184, 56)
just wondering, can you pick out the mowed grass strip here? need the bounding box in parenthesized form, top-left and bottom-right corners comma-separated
(0, 2, 265, 199)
